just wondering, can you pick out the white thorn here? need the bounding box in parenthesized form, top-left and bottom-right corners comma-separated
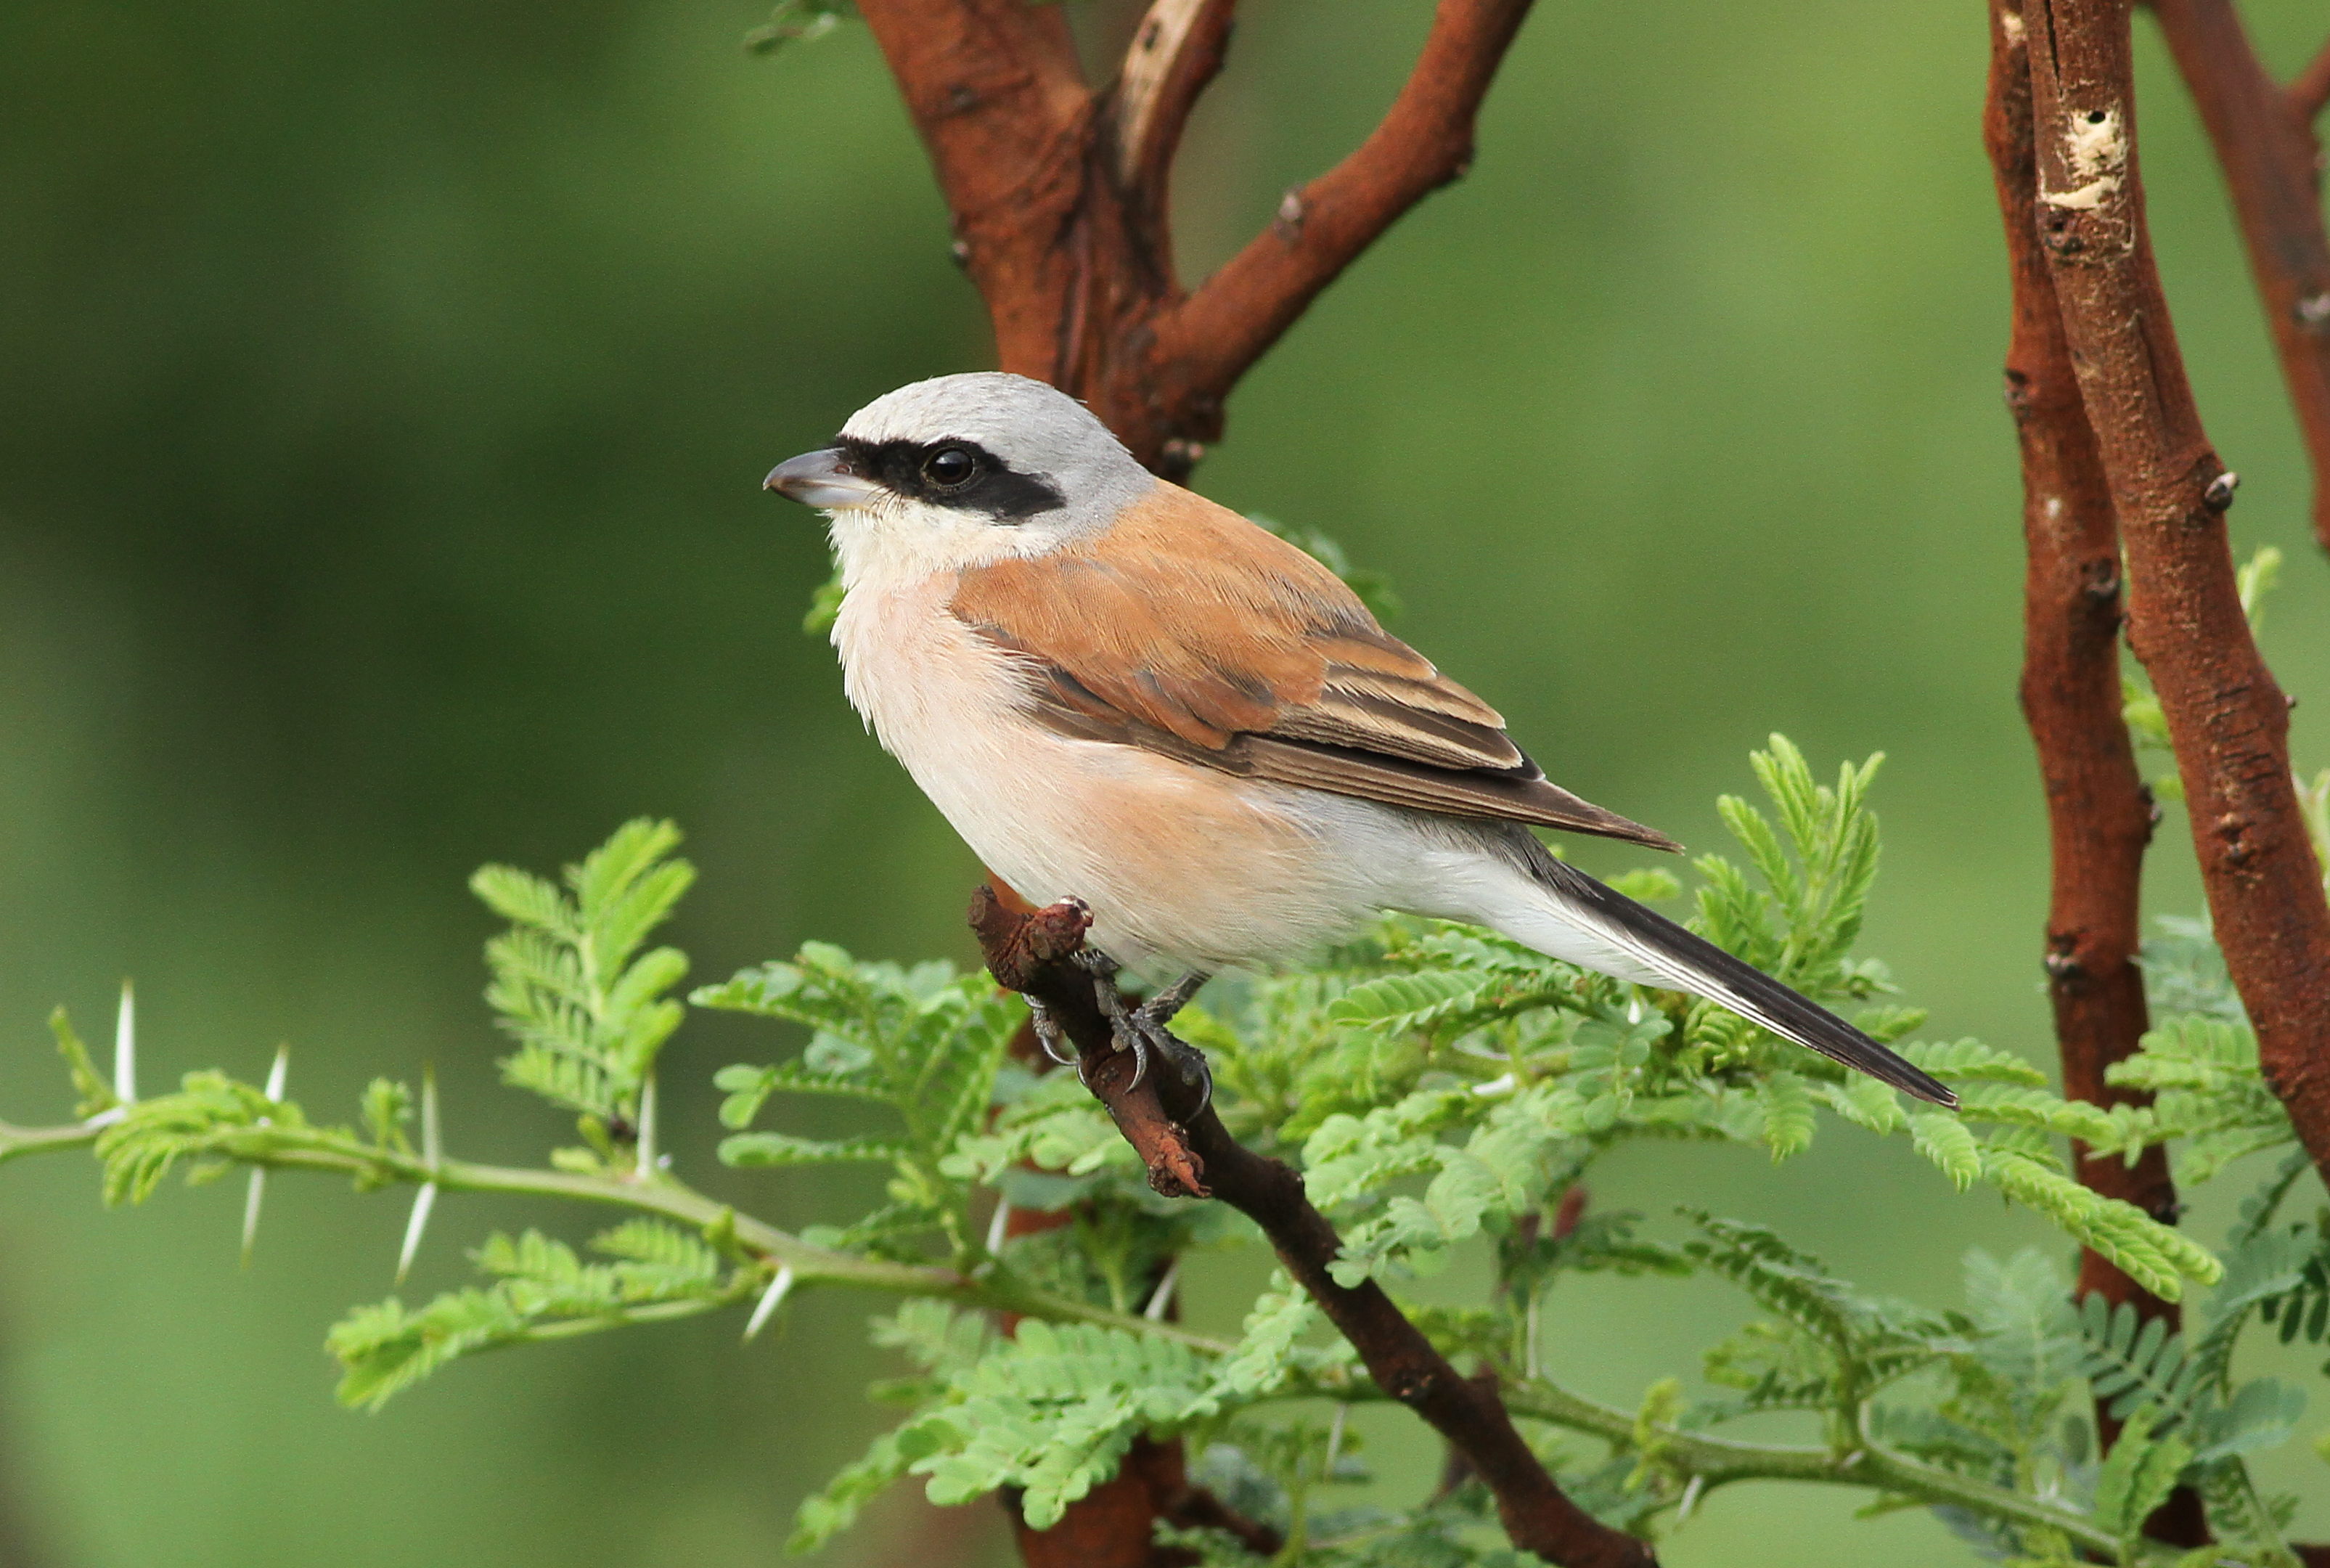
(985, 1199, 1013, 1257)
(744, 1265, 796, 1341)
(242, 1046, 289, 1265)
(240, 1169, 267, 1265)
(1323, 1404, 1349, 1477)
(635, 1074, 657, 1179)
(396, 1065, 443, 1285)
(395, 1183, 437, 1285)
(421, 1064, 441, 1167)
(113, 981, 137, 1104)
(1676, 1473, 1705, 1522)
(1143, 1257, 1182, 1321)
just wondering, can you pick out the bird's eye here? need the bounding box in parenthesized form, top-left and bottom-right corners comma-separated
(923, 446, 977, 488)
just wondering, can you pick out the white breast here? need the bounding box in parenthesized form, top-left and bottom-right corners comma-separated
(828, 568, 1406, 974)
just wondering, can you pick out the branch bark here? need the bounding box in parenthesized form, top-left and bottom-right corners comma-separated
(2147, 0, 2330, 555)
(2020, 0, 2330, 1193)
(1984, 4, 2203, 1544)
(851, 0, 1536, 475)
(970, 887, 1658, 1568)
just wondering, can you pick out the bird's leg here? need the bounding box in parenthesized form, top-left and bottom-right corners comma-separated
(1070, 947, 1150, 1089)
(1026, 997, 1079, 1066)
(1132, 971, 1216, 1117)
(1136, 971, 1209, 1029)
(1066, 952, 1215, 1114)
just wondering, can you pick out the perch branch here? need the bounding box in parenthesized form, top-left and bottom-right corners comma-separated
(2148, 0, 2330, 555)
(2021, 0, 2330, 1192)
(970, 886, 1657, 1568)
(1140, 0, 1536, 457)
(1986, 7, 2203, 1543)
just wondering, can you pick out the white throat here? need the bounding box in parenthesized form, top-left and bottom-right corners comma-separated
(824, 493, 1058, 596)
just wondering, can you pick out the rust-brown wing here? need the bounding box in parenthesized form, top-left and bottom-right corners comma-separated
(948, 484, 1681, 852)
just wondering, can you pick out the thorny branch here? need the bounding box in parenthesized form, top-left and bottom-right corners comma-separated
(0, 1065, 2217, 1564)
(2147, 0, 2330, 555)
(970, 887, 1659, 1568)
(850, 0, 1537, 475)
(1983, 4, 2202, 1544)
(2018, 0, 2330, 1194)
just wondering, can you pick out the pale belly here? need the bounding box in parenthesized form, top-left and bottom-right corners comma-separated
(832, 581, 1390, 973)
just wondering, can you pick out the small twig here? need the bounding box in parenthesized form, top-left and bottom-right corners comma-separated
(1148, 0, 1536, 427)
(2149, 0, 2330, 554)
(1111, 0, 1238, 197)
(969, 886, 1656, 1568)
(2291, 33, 2330, 125)
(2022, 0, 2330, 1195)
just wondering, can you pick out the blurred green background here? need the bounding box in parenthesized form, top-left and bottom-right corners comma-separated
(3, 0, 2328, 1563)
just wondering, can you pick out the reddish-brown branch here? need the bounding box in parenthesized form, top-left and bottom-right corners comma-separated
(970, 887, 1657, 1568)
(2021, 0, 2330, 1191)
(1984, 5, 2204, 1544)
(852, 0, 1096, 382)
(2148, 0, 2330, 555)
(1111, 0, 1240, 266)
(1010, 1435, 1278, 1568)
(1145, 0, 1536, 432)
(1987, 0, 2175, 1339)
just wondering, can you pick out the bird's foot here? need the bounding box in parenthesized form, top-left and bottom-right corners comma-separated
(1067, 952, 1214, 1115)
(1129, 972, 1214, 1118)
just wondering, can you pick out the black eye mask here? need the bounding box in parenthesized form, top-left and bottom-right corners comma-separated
(831, 437, 1065, 522)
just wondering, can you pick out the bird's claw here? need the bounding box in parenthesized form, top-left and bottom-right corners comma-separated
(1108, 992, 1211, 1118)
(1135, 1009, 1214, 1119)
(1026, 997, 1079, 1066)
(1068, 950, 1214, 1116)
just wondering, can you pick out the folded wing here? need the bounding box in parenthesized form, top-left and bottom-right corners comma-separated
(948, 483, 1681, 853)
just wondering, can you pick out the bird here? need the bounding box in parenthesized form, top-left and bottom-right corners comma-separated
(764, 372, 1956, 1111)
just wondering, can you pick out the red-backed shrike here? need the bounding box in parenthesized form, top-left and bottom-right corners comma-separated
(767, 372, 1954, 1110)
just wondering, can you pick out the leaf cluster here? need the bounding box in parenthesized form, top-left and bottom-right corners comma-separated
(698, 943, 1021, 1259)
(472, 817, 695, 1166)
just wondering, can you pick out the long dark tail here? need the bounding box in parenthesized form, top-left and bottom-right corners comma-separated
(1525, 849, 1958, 1108)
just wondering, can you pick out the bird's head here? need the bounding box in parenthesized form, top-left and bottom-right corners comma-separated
(765, 372, 1156, 579)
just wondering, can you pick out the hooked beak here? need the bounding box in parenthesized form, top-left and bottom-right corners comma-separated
(764, 448, 882, 509)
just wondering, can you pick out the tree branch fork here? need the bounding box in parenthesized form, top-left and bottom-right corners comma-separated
(849, 0, 1535, 473)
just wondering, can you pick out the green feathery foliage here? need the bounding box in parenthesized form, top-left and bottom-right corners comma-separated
(15, 733, 2327, 1565)
(471, 817, 695, 1169)
(698, 944, 1021, 1259)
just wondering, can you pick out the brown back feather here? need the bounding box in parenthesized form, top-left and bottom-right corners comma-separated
(949, 485, 1680, 852)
